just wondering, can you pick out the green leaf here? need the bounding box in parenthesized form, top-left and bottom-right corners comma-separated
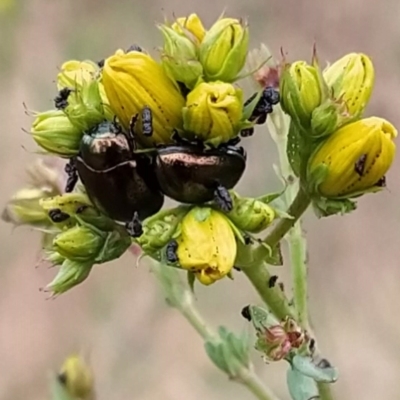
(247, 305, 279, 331)
(312, 197, 357, 217)
(287, 121, 302, 177)
(292, 355, 338, 383)
(287, 367, 319, 400)
(204, 326, 251, 377)
(264, 243, 283, 266)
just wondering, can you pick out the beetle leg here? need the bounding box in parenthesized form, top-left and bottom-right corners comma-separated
(128, 115, 139, 151)
(213, 184, 233, 212)
(125, 211, 143, 237)
(64, 158, 78, 193)
(166, 239, 179, 263)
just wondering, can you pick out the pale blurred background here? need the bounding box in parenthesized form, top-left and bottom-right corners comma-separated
(1, 0, 400, 399)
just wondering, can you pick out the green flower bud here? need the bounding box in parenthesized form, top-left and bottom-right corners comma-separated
(182, 81, 243, 146)
(199, 18, 249, 82)
(159, 25, 203, 89)
(310, 100, 340, 138)
(280, 60, 323, 129)
(171, 14, 206, 44)
(53, 225, 104, 263)
(52, 222, 131, 264)
(46, 259, 92, 295)
(31, 110, 83, 157)
(2, 187, 55, 226)
(308, 117, 397, 198)
(64, 80, 105, 132)
(323, 53, 374, 119)
(58, 354, 94, 400)
(57, 60, 99, 90)
(175, 207, 237, 285)
(227, 192, 276, 233)
(137, 208, 187, 253)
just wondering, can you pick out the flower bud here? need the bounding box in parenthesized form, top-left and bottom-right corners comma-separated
(227, 192, 276, 233)
(175, 207, 237, 285)
(31, 110, 83, 157)
(52, 222, 131, 264)
(137, 207, 187, 253)
(199, 18, 249, 82)
(64, 80, 105, 132)
(2, 188, 55, 226)
(46, 259, 92, 295)
(58, 354, 94, 400)
(310, 100, 340, 138)
(171, 14, 206, 43)
(102, 50, 185, 145)
(280, 61, 322, 129)
(159, 25, 203, 89)
(57, 60, 99, 90)
(308, 117, 397, 198)
(53, 225, 104, 263)
(40, 193, 92, 227)
(182, 81, 243, 146)
(323, 53, 374, 118)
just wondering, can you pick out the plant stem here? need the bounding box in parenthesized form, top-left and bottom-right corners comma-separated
(242, 263, 295, 320)
(150, 262, 282, 400)
(237, 366, 282, 400)
(287, 220, 309, 330)
(317, 382, 335, 400)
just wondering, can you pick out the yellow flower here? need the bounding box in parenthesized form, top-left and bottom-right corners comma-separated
(308, 117, 397, 197)
(171, 13, 206, 43)
(102, 50, 185, 146)
(31, 110, 83, 157)
(176, 207, 236, 285)
(182, 81, 243, 146)
(280, 61, 322, 129)
(199, 17, 249, 82)
(58, 354, 94, 400)
(323, 53, 374, 118)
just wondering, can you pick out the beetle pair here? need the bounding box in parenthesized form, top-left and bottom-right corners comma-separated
(57, 88, 279, 237)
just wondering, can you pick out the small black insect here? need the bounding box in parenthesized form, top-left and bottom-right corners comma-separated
(354, 154, 367, 176)
(64, 159, 78, 193)
(376, 176, 386, 187)
(141, 106, 153, 136)
(48, 208, 70, 223)
(241, 87, 280, 137)
(126, 44, 143, 53)
(241, 305, 252, 321)
(166, 239, 179, 263)
(54, 87, 73, 110)
(268, 275, 279, 288)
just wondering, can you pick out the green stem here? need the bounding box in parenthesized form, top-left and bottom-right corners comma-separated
(150, 262, 282, 400)
(251, 187, 311, 262)
(237, 367, 282, 400)
(287, 221, 309, 330)
(317, 382, 335, 400)
(242, 263, 295, 320)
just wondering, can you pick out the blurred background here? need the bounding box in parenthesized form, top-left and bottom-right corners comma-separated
(1, 0, 399, 399)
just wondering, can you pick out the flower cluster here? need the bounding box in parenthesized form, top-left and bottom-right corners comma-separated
(3, 13, 397, 296)
(279, 50, 396, 215)
(3, 13, 283, 294)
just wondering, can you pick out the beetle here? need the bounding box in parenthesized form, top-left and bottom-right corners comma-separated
(65, 120, 164, 237)
(154, 142, 246, 212)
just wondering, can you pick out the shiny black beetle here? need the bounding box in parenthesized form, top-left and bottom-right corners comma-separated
(65, 120, 164, 237)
